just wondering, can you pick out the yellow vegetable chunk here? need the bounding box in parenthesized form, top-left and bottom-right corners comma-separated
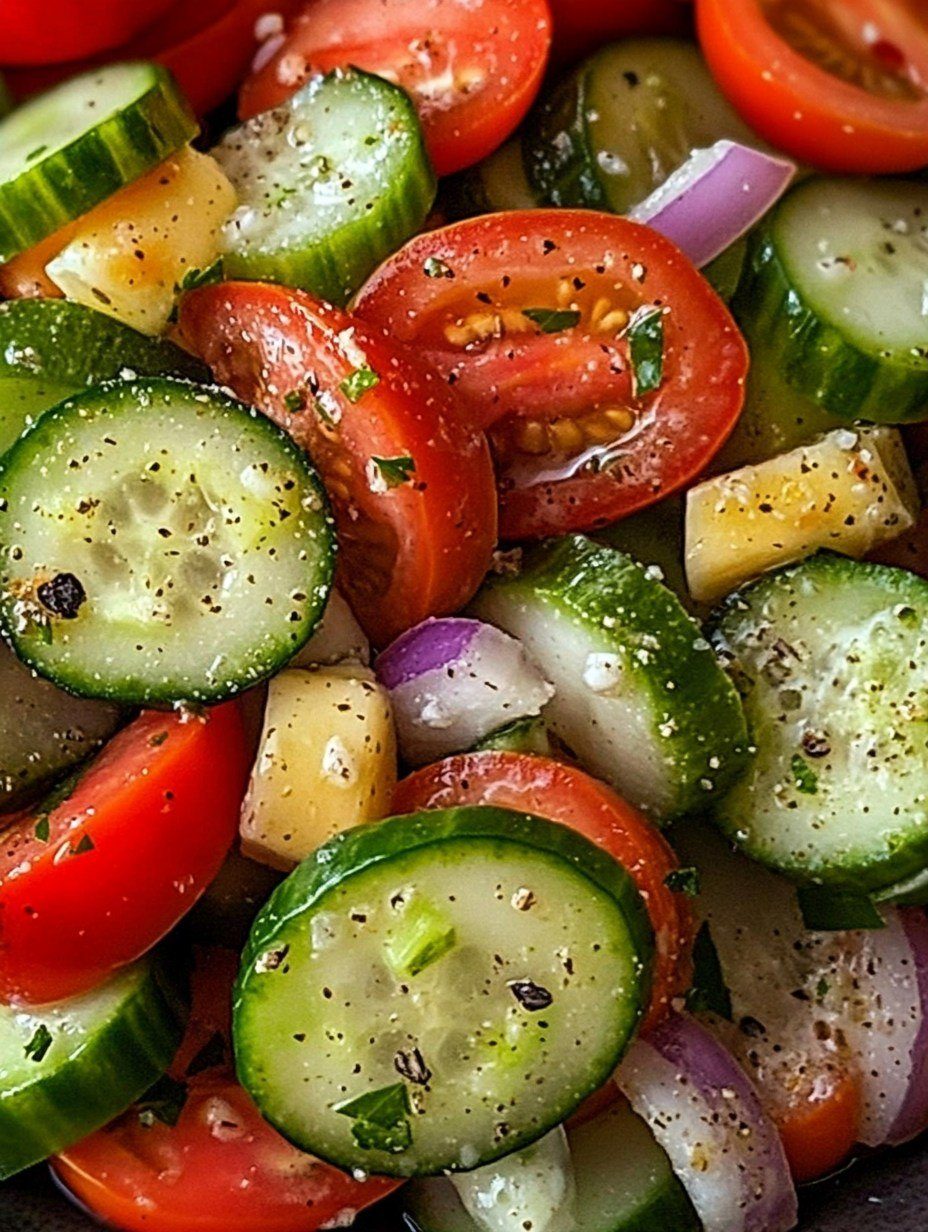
(45, 147, 236, 335)
(685, 426, 919, 604)
(241, 666, 397, 870)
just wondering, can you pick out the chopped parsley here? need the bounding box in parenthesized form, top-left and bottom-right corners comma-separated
(24, 1024, 53, 1063)
(284, 389, 307, 413)
(664, 867, 700, 897)
(790, 753, 819, 795)
(797, 885, 885, 932)
(177, 260, 223, 294)
(628, 305, 664, 395)
(137, 1074, 189, 1128)
(334, 1082, 412, 1153)
(423, 257, 454, 279)
(185, 1031, 227, 1078)
(71, 833, 95, 856)
(685, 922, 732, 1020)
(522, 307, 581, 334)
(339, 366, 380, 403)
(34, 814, 50, 843)
(371, 455, 416, 489)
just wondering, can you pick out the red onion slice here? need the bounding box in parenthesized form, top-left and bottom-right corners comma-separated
(629, 141, 796, 269)
(616, 1012, 797, 1232)
(375, 617, 553, 765)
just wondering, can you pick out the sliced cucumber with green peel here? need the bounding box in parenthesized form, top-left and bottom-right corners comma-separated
(595, 497, 695, 615)
(471, 536, 749, 820)
(0, 642, 121, 810)
(0, 954, 187, 1179)
(0, 377, 335, 705)
(711, 552, 928, 891)
(216, 68, 436, 306)
(443, 140, 540, 221)
(234, 805, 652, 1177)
(0, 62, 197, 262)
(524, 39, 760, 213)
(733, 178, 928, 423)
(0, 298, 208, 457)
(406, 1097, 698, 1232)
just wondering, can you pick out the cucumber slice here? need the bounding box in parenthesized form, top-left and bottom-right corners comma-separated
(0, 642, 121, 810)
(443, 140, 540, 221)
(0, 377, 335, 705)
(595, 497, 695, 615)
(524, 39, 760, 213)
(711, 552, 928, 891)
(215, 68, 436, 306)
(471, 535, 749, 820)
(0, 298, 209, 457)
(234, 805, 652, 1177)
(733, 178, 928, 423)
(472, 715, 556, 757)
(0, 62, 197, 263)
(406, 1097, 698, 1232)
(0, 953, 187, 1179)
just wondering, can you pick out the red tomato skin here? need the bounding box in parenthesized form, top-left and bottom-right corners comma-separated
(354, 210, 749, 539)
(178, 282, 497, 645)
(238, 0, 552, 175)
(548, 0, 689, 65)
(697, 0, 928, 174)
(0, 706, 248, 1005)
(394, 750, 694, 1033)
(0, 0, 175, 65)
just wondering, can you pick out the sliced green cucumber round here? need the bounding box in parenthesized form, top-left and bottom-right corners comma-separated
(0, 62, 197, 263)
(0, 642, 121, 810)
(234, 805, 652, 1177)
(443, 140, 540, 222)
(524, 39, 759, 213)
(0, 953, 187, 1179)
(733, 178, 928, 423)
(0, 298, 208, 458)
(0, 377, 335, 705)
(406, 1097, 699, 1232)
(471, 535, 749, 821)
(711, 552, 928, 891)
(215, 68, 436, 306)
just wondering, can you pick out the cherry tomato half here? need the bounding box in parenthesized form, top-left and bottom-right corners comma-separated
(697, 0, 928, 173)
(178, 282, 497, 645)
(54, 949, 398, 1232)
(394, 751, 694, 1033)
(354, 210, 748, 540)
(239, 0, 552, 176)
(0, 0, 175, 66)
(0, 706, 247, 1004)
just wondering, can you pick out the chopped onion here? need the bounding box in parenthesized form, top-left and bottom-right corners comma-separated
(375, 618, 553, 765)
(629, 141, 796, 269)
(616, 1012, 797, 1232)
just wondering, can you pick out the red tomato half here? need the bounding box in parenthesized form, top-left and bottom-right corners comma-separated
(354, 211, 748, 540)
(178, 282, 497, 645)
(0, 0, 175, 65)
(697, 0, 928, 173)
(54, 948, 398, 1232)
(238, 0, 552, 175)
(394, 751, 694, 1033)
(0, 707, 247, 1004)
(547, 0, 689, 66)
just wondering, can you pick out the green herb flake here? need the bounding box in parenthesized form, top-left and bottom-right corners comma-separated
(71, 833, 95, 856)
(24, 1024, 53, 1063)
(284, 389, 307, 413)
(628, 305, 664, 395)
(371, 455, 416, 490)
(384, 898, 456, 979)
(522, 307, 581, 334)
(339, 366, 380, 403)
(664, 867, 700, 897)
(177, 260, 223, 294)
(335, 1083, 412, 1153)
(185, 1030, 227, 1078)
(685, 922, 732, 1020)
(790, 754, 819, 795)
(34, 815, 50, 843)
(137, 1074, 189, 1128)
(797, 885, 886, 932)
(423, 257, 454, 280)
(816, 977, 830, 1000)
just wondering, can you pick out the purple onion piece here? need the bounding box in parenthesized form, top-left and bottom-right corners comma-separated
(882, 908, 928, 1146)
(617, 1012, 797, 1232)
(630, 141, 796, 269)
(375, 618, 483, 690)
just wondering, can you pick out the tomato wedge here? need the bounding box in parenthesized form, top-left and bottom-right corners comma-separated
(697, 0, 928, 172)
(0, 0, 175, 65)
(178, 282, 497, 645)
(776, 1069, 860, 1183)
(54, 948, 398, 1232)
(0, 706, 247, 1004)
(547, 0, 690, 65)
(354, 211, 748, 540)
(393, 751, 694, 1033)
(238, 0, 552, 175)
